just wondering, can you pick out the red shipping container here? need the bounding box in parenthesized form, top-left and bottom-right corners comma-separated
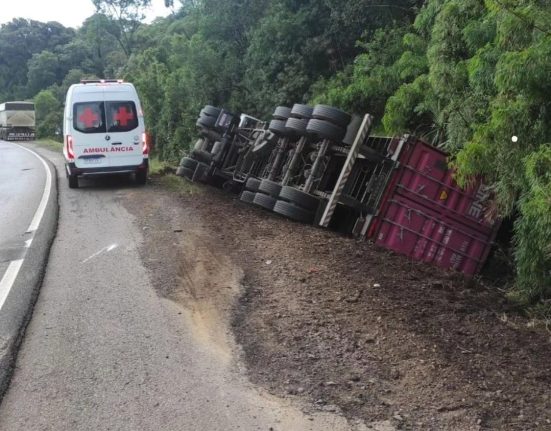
(371, 136, 500, 276)
(375, 196, 495, 275)
(388, 137, 495, 234)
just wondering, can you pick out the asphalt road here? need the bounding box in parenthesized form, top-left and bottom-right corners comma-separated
(0, 145, 365, 431)
(0, 141, 47, 293)
(0, 141, 57, 397)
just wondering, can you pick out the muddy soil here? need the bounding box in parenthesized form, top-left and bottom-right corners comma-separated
(123, 179, 551, 431)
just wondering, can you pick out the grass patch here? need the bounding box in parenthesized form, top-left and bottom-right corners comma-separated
(149, 157, 175, 176)
(34, 139, 63, 152)
(527, 301, 551, 331)
(155, 174, 201, 195)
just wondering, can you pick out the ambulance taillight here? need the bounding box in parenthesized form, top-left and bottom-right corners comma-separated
(142, 132, 149, 157)
(65, 135, 75, 161)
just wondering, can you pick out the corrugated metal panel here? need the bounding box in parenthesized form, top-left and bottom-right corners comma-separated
(370, 136, 500, 276)
(393, 138, 496, 235)
(375, 196, 494, 276)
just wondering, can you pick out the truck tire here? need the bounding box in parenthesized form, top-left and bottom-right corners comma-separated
(312, 105, 351, 128)
(278, 186, 320, 211)
(180, 157, 198, 170)
(290, 104, 313, 119)
(342, 115, 363, 146)
(197, 114, 217, 129)
(245, 177, 261, 192)
(240, 190, 255, 204)
(193, 138, 205, 151)
(258, 179, 282, 197)
(191, 149, 213, 164)
(253, 192, 277, 211)
(192, 162, 210, 183)
(180, 167, 195, 179)
(68, 174, 79, 189)
(285, 117, 308, 135)
(201, 105, 221, 117)
(273, 200, 315, 224)
(269, 119, 288, 136)
(176, 165, 194, 178)
(306, 119, 346, 143)
(272, 106, 292, 120)
(212, 140, 228, 157)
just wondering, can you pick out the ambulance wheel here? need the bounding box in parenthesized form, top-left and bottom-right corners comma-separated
(136, 170, 147, 185)
(68, 174, 79, 189)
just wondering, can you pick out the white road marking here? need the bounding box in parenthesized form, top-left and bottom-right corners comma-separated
(0, 260, 25, 310)
(82, 244, 119, 263)
(0, 143, 53, 312)
(12, 144, 54, 234)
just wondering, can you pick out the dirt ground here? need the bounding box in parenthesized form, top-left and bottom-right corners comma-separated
(122, 177, 551, 431)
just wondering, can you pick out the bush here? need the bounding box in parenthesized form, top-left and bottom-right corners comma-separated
(34, 89, 62, 140)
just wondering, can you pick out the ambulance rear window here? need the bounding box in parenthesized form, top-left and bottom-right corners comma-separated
(73, 102, 106, 134)
(106, 101, 138, 133)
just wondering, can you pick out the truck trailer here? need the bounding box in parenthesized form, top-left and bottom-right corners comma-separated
(0, 101, 36, 141)
(177, 103, 501, 277)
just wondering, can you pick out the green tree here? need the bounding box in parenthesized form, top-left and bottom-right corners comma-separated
(0, 19, 74, 99)
(77, 14, 125, 77)
(92, 0, 154, 55)
(34, 89, 62, 139)
(312, 26, 414, 124)
(242, 2, 322, 116)
(378, 0, 551, 302)
(27, 51, 61, 96)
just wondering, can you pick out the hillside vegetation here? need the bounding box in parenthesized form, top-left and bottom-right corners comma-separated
(0, 0, 549, 307)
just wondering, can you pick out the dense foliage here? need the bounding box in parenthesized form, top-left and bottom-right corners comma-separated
(0, 0, 549, 303)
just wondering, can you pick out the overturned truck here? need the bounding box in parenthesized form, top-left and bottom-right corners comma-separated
(177, 104, 500, 277)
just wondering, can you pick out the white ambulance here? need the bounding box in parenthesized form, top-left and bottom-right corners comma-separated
(63, 79, 149, 188)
